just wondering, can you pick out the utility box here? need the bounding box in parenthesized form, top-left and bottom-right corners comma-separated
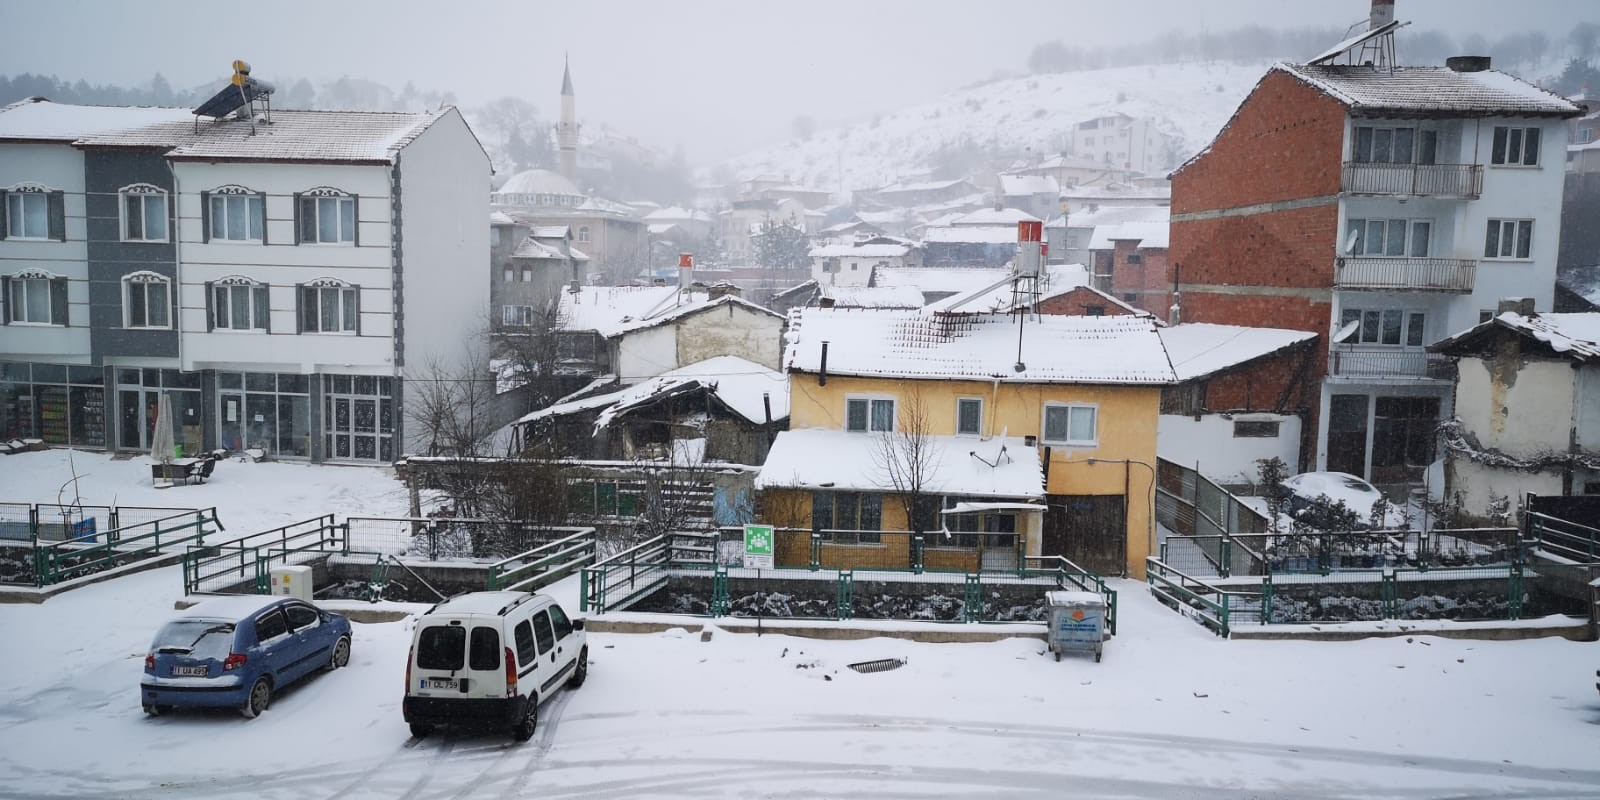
(270, 565, 314, 602)
(1045, 590, 1105, 662)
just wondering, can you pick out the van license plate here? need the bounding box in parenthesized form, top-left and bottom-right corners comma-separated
(426, 678, 457, 690)
(173, 666, 207, 677)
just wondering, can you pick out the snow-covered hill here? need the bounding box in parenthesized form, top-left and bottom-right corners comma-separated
(722, 60, 1276, 192)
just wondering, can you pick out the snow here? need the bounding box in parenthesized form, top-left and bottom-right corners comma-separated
(872, 266, 1009, 293)
(807, 242, 913, 259)
(785, 307, 1176, 384)
(73, 109, 451, 164)
(1, 450, 1598, 797)
(756, 430, 1044, 499)
(950, 207, 1041, 226)
(1088, 220, 1169, 250)
(1067, 203, 1170, 228)
(514, 355, 789, 429)
(1433, 311, 1600, 362)
(1279, 63, 1582, 117)
(816, 284, 924, 309)
(922, 224, 1021, 244)
(923, 263, 1092, 314)
(558, 286, 782, 337)
(1159, 322, 1318, 381)
(0, 98, 192, 142)
(1283, 471, 1384, 512)
(999, 174, 1061, 197)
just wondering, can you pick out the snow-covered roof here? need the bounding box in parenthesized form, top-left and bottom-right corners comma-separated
(1063, 183, 1172, 202)
(923, 264, 1093, 314)
(923, 225, 1020, 245)
(1158, 323, 1318, 381)
(1088, 221, 1169, 250)
(1430, 312, 1600, 362)
(952, 207, 1041, 226)
(0, 97, 193, 142)
(489, 210, 517, 225)
(998, 174, 1061, 197)
(498, 168, 582, 196)
(1557, 265, 1600, 308)
(644, 206, 712, 223)
(531, 225, 569, 239)
(72, 108, 452, 163)
(818, 284, 925, 309)
(755, 429, 1044, 499)
(873, 179, 976, 194)
(1067, 204, 1169, 229)
(785, 308, 1175, 384)
(1274, 64, 1582, 119)
(512, 237, 566, 260)
(808, 242, 913, 259)
(872, 267, 1009, 293)
(558, 286, 782, 337)
(515, 355, 789, 430)
(647, 223, 679, 235)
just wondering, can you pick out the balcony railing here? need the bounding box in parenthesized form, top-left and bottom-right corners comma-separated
(1329, 346, 1455, 381)
(1341, 162, 1482, 199)
(1334, 256, 1476, 293)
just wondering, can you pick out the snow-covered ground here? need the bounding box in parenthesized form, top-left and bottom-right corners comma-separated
(2, 450, 1599, 799)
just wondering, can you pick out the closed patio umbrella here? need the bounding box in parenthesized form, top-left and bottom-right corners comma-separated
(150, 392, 176, 464)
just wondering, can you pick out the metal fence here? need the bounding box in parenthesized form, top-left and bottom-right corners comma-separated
(1334, 256, 1476, 293)
(1145, 557, 1262, 637)
(34, 508, 222, 586)
(1261, 565, 1527, 624)
(1160, 527, 1522, 579)
(486, 527, 598, 593)
(0, 502, 193, 545)
(1341, 162, 1482, 198)
(345, 516, 572, 561)
(1527, 512, 1600, 563)
(183, 514, 342, 595)
(1156, 458, 1269, 539)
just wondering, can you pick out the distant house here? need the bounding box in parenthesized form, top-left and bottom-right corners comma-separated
(1062, 181, 1171, 211)
(1070, 113, 1176, 176)
(996, 174, 1062, 223)
(491, 217, 589, 326)
(1059, 204, 1168, 273)
(555, 284, 786, 386)
(855, 179, 981, 210)
(1429, 305, 1600, 517)
(1087, 220, 1171, 318)
(491, 169, 646, 283)
(809, 237, 921, 287)
(871, 266, 1010, 305)
(1016, 152, 1137, 189)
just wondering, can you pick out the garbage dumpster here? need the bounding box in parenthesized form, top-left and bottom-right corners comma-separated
(1046, 591, 1105, 662)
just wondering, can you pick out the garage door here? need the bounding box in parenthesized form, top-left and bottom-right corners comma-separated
(1043, 495, 1126, 577)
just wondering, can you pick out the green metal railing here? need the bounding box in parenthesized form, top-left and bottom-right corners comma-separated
(35, 508, 222, 586)
(181, 514, 342, 595)
(1161, 527, 1523, 579)
(1261, 564, 1527, 624)
(1145, 557, 1261, 637)
(1527, 512, 1600, 563)
(486, 527, 597, 592)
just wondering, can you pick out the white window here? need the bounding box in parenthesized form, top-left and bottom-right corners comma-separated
(956, 398, 983, 436)
(122, 271, 171, 328)
(845, 397, 894, 433)
(1042, 403, 1097, 445)
(1484, 219, 1533, 260)
(207, 187, 264, 242)
(501, 305, 535, 326)
(210, 277, 268, 331)
(4, 186, 49, 239)
(577, 225, 590, 243)
(297, 190, 355, 244)
(1353, 125, 1437, 165)
(1340, 308, 1426, 347)
(1345, 218, 1431, 257)
(298, 279, 358, 333)
(3, 270, 66, 325)
(521, 267, 533, 282)
(1490, 126, 1540, 166)
(120, 185, 168, 242)
(1578, 128, 1596, 145)
(502, 265, 514, 282)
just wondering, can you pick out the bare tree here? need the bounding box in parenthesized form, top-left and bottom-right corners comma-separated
(874, 389, 938, 536)
(635, 441, 715, 542)
(407, 339, 497, 458)
(490, 289, 570, 421)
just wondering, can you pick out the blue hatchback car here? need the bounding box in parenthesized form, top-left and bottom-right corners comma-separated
(141, 595, 352, 718)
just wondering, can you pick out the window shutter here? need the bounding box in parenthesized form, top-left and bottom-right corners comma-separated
(200, 191, 211, 243)
(257, 284, 271, 333)
(292, 193, 304, 244)
(351, 195, 360, 247)
(258, 191, 269, 245)
(0, 190, 8, 240)
(50, 277, 68, 326)
(294, 283, 305, 333)
(1, 276, 10, 323)
(48, 191, 66, 241)
(204, 281, 215, 331)
(352, 287, 361, 334)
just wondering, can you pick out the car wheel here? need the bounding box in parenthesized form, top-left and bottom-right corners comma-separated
(327, 636, 351, 670)
(567, 647, 588, 689)
(240, 677, 272, 719)
(143, 703, 171, 716)
(511, 695, 538, 742)
(409, 722, 433, 738)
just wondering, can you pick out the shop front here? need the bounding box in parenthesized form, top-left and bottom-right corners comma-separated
(113, 368, 202, 458)
(216, 372, 312, 459)
(0, 362, 107, 448)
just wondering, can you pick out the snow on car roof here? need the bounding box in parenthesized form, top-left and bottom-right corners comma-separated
(178, 595, 291, 620)
(428, 591, 537, 617)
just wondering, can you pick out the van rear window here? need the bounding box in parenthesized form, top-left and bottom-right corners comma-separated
(469, 627, 500, 671)
(417, 625, 466, 670)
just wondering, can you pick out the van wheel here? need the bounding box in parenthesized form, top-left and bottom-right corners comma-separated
(567, 647, 588, 689)
(511, 695, 538, 741)
(240, 677, 272, 719)
(409, 722, 433, 738)
(326, 636, 351, 670)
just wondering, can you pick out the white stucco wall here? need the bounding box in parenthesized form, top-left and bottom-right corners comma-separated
(615, 324, 676, 384)
(1454, 357, 1574, 452)
(1158, 412, 1301, 484)
(676, 303, 784, 371)
(0, 142, 92, 362)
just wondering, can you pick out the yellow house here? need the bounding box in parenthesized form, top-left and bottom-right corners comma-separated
(756, 308, 1172, 578)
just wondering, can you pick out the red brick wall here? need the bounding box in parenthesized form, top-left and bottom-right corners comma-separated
(1171, 69, 1347, 214)
(1109, 242, 1171, 317)
(1173, 204, 1338, 293)
(1036, 286, 1138, 316)
(1198, 346, 1317, 413)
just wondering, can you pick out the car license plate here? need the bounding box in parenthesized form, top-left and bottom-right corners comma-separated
(173, 666, 207, 677)
(425, 678, 457, 690)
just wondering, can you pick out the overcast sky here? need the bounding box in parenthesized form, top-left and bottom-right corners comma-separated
(2, 1, 1593, 163)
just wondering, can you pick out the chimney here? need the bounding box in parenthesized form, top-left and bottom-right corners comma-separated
(1495, 297, 1535, 318)
(708, 281, 742, 300)
(1369, 0, 1395, 29)
(1446, 56, 1492, 73)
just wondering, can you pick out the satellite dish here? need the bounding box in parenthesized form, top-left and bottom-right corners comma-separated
(1334, 319, 1360, 343)
(1343, 228, 1360, 255)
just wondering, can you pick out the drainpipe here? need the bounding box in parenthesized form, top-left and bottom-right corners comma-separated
(818, 341, 829, 386)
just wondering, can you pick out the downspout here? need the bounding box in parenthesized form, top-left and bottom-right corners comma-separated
(818, 341, 829, 386)
(989, 376, 1001, 438)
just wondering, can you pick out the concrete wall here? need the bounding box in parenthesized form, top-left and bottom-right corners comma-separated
(675, 302, 783, 372)
(0, 142, 91, 362)
(84, 148, 178, 364)
(1158, 412, 1301, 485)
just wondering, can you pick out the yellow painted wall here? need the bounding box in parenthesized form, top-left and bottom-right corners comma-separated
(784, 374, 1160, 577)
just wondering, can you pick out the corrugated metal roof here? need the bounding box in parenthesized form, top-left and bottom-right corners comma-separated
(1276, 63, 1581, 118)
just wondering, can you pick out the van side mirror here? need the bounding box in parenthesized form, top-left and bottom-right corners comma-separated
(572, 619, 585, 631)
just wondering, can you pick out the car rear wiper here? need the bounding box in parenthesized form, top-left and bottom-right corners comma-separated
(185, 624, 234, 649)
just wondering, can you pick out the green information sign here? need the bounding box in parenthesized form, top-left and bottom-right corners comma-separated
(743, 524, 774, 570)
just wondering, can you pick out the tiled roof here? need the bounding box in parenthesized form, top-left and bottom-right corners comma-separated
(72, 109, 449, 162)
(784, 308, 1175, 384)
(1275, 64, 1582, 118)
(1431, 312, 1600, 362)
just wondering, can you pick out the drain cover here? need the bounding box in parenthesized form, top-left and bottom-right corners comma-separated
(847, 658, 906, 674)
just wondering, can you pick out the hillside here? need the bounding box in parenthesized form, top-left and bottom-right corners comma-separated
(721, 60, 1277, 193)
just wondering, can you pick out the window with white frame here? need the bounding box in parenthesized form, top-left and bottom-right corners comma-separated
(296, 189, 355, 244)
(122, 271, 171, 328)
(1339, 307, 1426, 347)
(845, 397, 895, 433)
(297, 279, 358, 333)
(1484, 218, 1533, 260)
(4, 185, 54, 239)
(1042, 403, 1097, 445)
(1345, 218, 1431, 257)
(120, 184, 168, 242)
(502, 265, 514, 282)
(209, 277, 269, 331)
(956, 397, 982, 436)
(1353, 125, 1438, 165)
(521, 266, 533, 282)
(3, 270, 67, 325)
(206, 186, 264, 242)
(501, 305, 535, 326)
(1490, 126, 1541, 166)
(577, 225, 590, 243)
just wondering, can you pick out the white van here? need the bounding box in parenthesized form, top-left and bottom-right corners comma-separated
(402, 591, 587, 740)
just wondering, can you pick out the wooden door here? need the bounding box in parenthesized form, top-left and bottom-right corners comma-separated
(1043, 495, 1127, 576)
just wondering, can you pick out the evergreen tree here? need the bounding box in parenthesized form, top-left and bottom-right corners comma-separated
(752, 217, 810, 270)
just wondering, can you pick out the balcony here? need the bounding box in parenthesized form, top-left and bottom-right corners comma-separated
(1334, 256, 1476, 293)
(1341, 162, 1482, 199)
(1329, 346, 1455, 381)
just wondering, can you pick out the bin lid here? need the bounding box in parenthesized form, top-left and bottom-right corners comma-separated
(1046, 590, 1104, 607)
